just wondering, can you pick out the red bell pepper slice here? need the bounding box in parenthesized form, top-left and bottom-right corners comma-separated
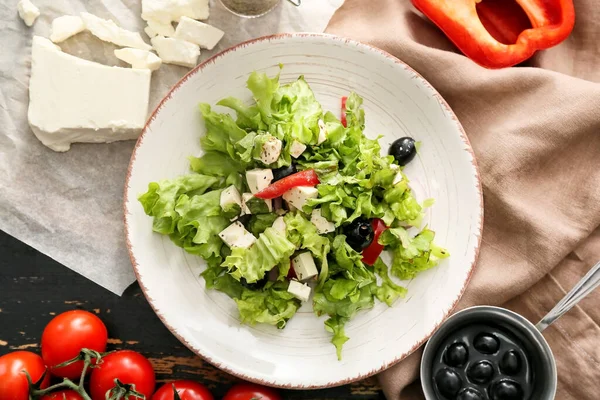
(362, 219, 387, 266)
(254, 169, 320, 200)
(341, 96, 348, 128)
(411, 0, 575, 69)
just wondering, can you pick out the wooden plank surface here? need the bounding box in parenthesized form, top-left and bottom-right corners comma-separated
(0, 230, 384, 399)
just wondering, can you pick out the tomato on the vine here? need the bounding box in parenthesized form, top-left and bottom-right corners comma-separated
(40, 390, 83, 400)
(89, 350, 155, 400)
(0, 351, 50, 400)
(223, 383, 281, 400)
(41, 310, 108, 379)
(152, 380, 213, 400)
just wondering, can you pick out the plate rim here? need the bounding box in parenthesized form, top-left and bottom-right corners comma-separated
(123, 32, 484, 389)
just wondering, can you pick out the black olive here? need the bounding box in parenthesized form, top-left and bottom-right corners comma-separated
(490, 380, 524, 400)
(473, 333, 500, 354)
(273, 164, 297, 181)
(389, 137, 417, 166)
(500, 350, 522, 375)
(467, 360, 494, 384)
(434, 368, 462, 398)
(444, 342, 469, 367)
(457, 388, 484, 400)
(344, 219, 374, 251)
(240, 276, 268, 290)
(236, 214, 252, 227)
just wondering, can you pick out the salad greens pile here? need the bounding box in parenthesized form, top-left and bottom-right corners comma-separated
(139, 70, 449, 359)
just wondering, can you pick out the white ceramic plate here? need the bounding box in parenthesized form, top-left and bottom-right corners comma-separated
(124, 34, 482, 389)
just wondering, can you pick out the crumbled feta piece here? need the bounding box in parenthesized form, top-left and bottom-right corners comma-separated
(174, 16, 224, 50)
(289, 140, 307, 158)
(393, 172, 403, 185)
(17, 0, 40, 27)
(144, 25, 157, 38)
(292, 252, 318, 282)
(287, 280, 311, 302)
(114, 48, 162, 71)
(260, 136, 282, 165)
(150, 36, 200, 68)
(50, 15, 85, 43)
(142, 0, 210, 23)
(146, 18, 175, 37)
(81, 12, 152, 51)
(310, 209, 335, 234)
(317, 119, 327, 144)
(219, 222, 256, 249)
(272, 216, 286, 234)
(246, 169, 273, 194)
(282, 186, 318, 210)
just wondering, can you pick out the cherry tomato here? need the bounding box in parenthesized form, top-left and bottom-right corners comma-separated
(254, 169, 319, 200)
(152, 380, 213, 400)
(223, 383, 281, 400)
(41, 310, 108, 379)
(89, 350, 155, 400)
(0, 351, 50, 400)
(341, 96, 348, 128)
(40, 390, 83, 400)
(361, 219, 387, 265)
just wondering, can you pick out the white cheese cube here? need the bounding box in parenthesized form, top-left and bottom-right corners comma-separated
(317, 119, 327, 145)
(50, 16, 85, 43)
(220, 185, 242, 212)
(144, 26, 158, 38)
(292, 252, 318, 282)
(146, 18, 175, 37)
(289, 140, 307, 158)
(242, 193, 272, 214)
(142, 0, 210, 23)
(260, 136, 283, 165)
(174, 16, 224, 50)
(246, 169, 273, 194)
(272, 216, 286, 234)
(282, 186, 318, 211)
(27, 36, 151, 152)
(150, 36, 200, 68)
(219, 222, 256, 249)
(17, 0, 40, 27)
(310, 209, 335, 234)
(81, 12, 152, 51)
(287, 280, 311, 302)
(114, 48, 162, 71)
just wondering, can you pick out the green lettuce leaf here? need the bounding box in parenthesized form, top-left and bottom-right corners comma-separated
(235, 281, 300, 328)
(247, 213, 279, 237)
(324, 316, 349, 361)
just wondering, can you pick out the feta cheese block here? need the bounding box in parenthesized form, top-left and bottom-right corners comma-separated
(142, 0, 210, 23)
(28, 37, 151, 152)
(219, 221, 256, 249)
(282, 186, 318, 210)
(220, 185, 242, 212)
(150, 36, 200, 68)
(310, 209, 335, 234)
(81, 12, 152, 51)
(292, 252, 318, 281)
(289, 140, 307, 158)
(50, 15, 85, 43)
(174, 16, 224, 50)
(144, 26, 158, 38)
(260, 136, 282, 165)
(17, 0, 40, 27)
(288, 280, 311, 302)
(114, 48, 162, 71)
(146, 18, 175, 37)
(272, 216, 286, 234)
(246, 169, 273, 194)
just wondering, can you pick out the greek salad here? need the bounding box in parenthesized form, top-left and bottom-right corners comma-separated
(138, 70, 449, 359)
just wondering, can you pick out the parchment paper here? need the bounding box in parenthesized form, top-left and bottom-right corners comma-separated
(0, 0, 343, 295)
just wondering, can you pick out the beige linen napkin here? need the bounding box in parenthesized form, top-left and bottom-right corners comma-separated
(326, 1, 600, 398)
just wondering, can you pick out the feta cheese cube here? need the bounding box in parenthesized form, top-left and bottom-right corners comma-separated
(317, 119, 327, 145)
(220, 185, 242, 212)
(282, 186, 318, 211)
(310, 209, 335, 234)
(146, 18, 175, 37)
(142, 0, 210, 23)
(81, 12, 152, 51)
(17, 0, 40, 27)
(289, 140, 307, 158)
(144, 25, 158, 38)
(287, 280, 311, 302)
(150, 36, 200, 68)
(272, 216, 286, 234)
(219, 222, 256, 249)
(242, 193, 272, 214)
(260, 136, 283, 165)
(174, 16, 224, 50)
(246, 169, 273, 194)
(114, 48, 162, 71)
(50, 16, 85, 43)
(241, 193, 252, 215)
(292, 252, 318, 282)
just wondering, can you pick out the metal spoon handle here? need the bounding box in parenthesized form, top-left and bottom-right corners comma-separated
(536, 260, 600, 332)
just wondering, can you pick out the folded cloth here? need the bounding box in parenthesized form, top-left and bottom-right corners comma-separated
(326, 1, 600, 398)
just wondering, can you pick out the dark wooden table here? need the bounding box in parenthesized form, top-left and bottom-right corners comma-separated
(0, 230, 384, 399)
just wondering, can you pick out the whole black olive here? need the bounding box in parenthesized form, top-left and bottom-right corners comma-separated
(240, 276, 268, 290)
(273, 164, 297, 181)
(344, 219, 374, 251)
(473, 333, 500, 354)
(500, 350, 522, 375)
(434, 368, 462, 399)
(389, 137, 417, 166)
(444, 342, 469, 367)
(490, 380, 524, 400)
(467, 360, 494, 384)
(457, 388, 484, 400)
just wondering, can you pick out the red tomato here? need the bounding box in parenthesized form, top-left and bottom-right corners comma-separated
(89, 350, 155, 400)
(40, 390, 83, 400)
(254, 170, 320, 200)
(152, 380, 213, 400)
(362, 218, 387, 265)
(41, 310, 108, 379)
(0, 351, 50, 400)
(341, 96, 348, 128)
(223, 383, 281, 400)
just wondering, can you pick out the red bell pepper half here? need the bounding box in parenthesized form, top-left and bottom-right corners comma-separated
(362, 219, 388, 266)
(254, 169, 320, 200)
(412, 0, 575, 69)
(341, 96, 348, 128)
